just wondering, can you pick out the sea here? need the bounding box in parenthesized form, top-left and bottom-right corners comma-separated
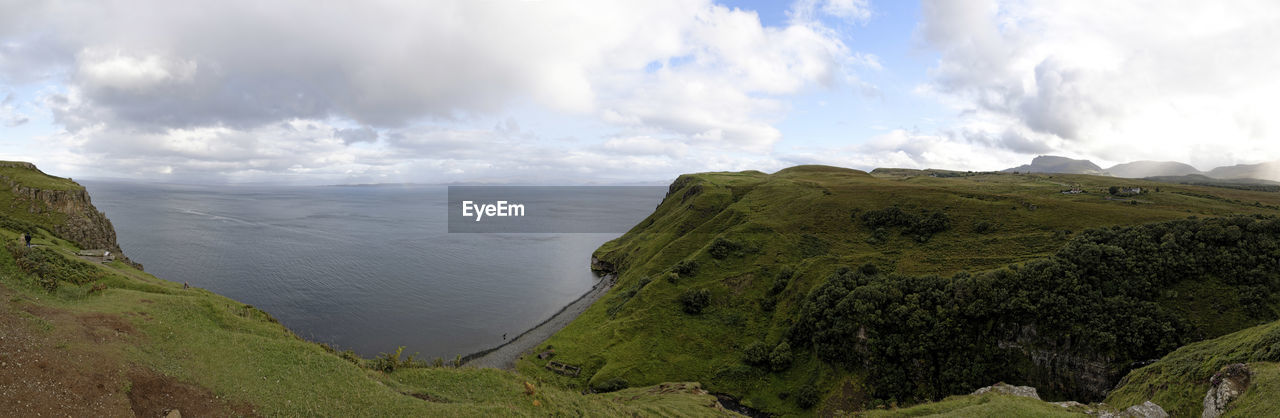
(81, 181, 665, 359)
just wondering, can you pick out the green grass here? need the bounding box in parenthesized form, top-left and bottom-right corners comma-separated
(0, 234, 732, 416)
(0, 163, 731, 417)
(1106, 318, 1280, 416)
(523, 165, 1280, 415)
(0, 161, 83, 191)
(851, 392, 1087, 417)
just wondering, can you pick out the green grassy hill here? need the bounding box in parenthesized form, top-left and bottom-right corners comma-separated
(521, 165, 1280, 415)
(1107, 317, 1280, 417)
(0, 163, 731, 417)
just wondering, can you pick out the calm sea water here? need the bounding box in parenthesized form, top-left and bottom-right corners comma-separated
(81, 181, 663, 359)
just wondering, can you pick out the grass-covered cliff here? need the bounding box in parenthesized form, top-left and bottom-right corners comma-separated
(521, 165, 1280, 415)
(0, 162, 732, 416)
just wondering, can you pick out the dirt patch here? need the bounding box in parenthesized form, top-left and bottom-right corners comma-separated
(1, 288, 132, 415)
(1, 283, 255, 417)
(127, 369, 257, 417)
(721, 273, 754, 297)
(402, 391, 450, 403)
(817, 377, 869, 417)
(80, 312, 138, 342)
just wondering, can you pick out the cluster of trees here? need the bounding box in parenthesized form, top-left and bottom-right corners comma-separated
(790, 215, 1280, 402)
(856, 206, 952, 243)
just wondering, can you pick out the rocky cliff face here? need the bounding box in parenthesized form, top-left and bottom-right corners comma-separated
(0, 162, 139, 269)
(1000, 324, 1116, 401)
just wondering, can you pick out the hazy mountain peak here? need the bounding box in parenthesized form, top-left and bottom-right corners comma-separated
(1105, 160, 1201, 178)
(1002, 155, 1103, 174)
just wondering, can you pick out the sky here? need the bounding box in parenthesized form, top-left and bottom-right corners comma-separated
(1, 0, 1279, 185)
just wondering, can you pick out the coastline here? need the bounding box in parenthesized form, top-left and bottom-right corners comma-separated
(461, 273, 616, 369)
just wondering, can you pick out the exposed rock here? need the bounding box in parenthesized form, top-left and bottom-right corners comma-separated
(999, 324, 1115, 400)
(589, 256, 615, 275)
(1123, 401, 1169, 418)
(1202, 363, 1251, 418)
(164, 409, 182, 418)
(1088, 401, 1170, 418)
(971, 382, 1040, 400)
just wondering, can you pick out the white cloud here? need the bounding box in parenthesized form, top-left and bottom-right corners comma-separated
(917, 0, 1280, 169)
(1, 0, 872, 182)
(76, 48, 196, 91)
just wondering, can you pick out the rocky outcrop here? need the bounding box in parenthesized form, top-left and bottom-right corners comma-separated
(0, 162, 140, 269)
(1103, 401, 1170, 418)
(972, 382, 1040, 399)
(999, 324, 1115, 401)
(1202, 363, 1251, 418)
(973, 382, 1168, 418)
(589, 256, 616, 275)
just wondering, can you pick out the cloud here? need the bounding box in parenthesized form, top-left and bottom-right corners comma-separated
(334, 126, 377, 145)
(917, 0, 1280, 168)
(1, 0, 872, 182)
(1, 92, 29, 127)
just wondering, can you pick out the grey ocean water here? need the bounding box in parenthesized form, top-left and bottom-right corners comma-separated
(82, 181, 664, 359)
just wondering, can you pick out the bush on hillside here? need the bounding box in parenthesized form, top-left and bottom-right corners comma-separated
(769, 342, 793, 372)
(678, 289, 712, 314)
(672, 260, 699, 277)
(708, 237, 742, 259)
(857, 206, 952, 242)
(796, 384, 820, 409)
(591, 377, 629, 393)
(742, 341, 769, 365)
(6, 243, 105, 291)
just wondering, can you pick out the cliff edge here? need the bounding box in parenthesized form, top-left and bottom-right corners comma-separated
(0, 161, 139, 269)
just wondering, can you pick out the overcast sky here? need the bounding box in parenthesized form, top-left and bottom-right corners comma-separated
(2, 0, 1278, 184)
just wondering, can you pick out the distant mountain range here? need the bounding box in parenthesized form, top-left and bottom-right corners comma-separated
(1002, 155, 1280, 182)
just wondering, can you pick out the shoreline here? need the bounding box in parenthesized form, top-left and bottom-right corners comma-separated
(461, 273, 615, 369)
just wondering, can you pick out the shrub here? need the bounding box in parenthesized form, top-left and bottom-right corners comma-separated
(769, 342, 793, 372)
(592, 377, 629, 393)
(373, 346, 406, 373)
(796, 384, 820, 409)
(973, 220, 995, 234)
(665, 272, 680, 284)
(6, 243, 105, 291)
(708, 237, 742, 259)
(672, 260, 699, 277)
(678, 289, 712, 314)
(759, 294, 777, 312)
(742, 341, 769, 365)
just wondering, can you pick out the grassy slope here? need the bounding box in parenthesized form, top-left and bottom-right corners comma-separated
(851, 392, 1087, 417)
(1107, 318, 1280, 417)
(0, 161, 83, 190)
(0, 165, 730, 417)
(522, 165, 1280, 415)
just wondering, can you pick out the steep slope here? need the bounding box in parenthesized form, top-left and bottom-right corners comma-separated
(1108, 319, 1280, 417)
(0, 162, 730, 417)
(523, 166, 1280, 415)
(1106, 160, 1201, 178)
(1003, 156, 1104, 174)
